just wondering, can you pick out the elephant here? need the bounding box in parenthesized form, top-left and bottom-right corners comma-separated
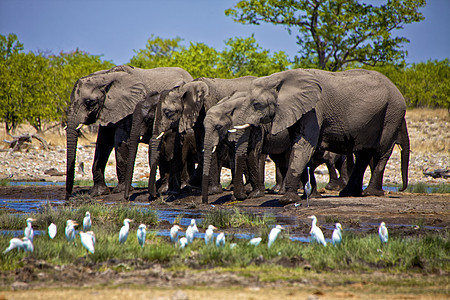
(123, 91, 198, 200)
(149, 76, 256, 196)
(202, 92, 292, 203)
(65, 65, 193, 200)
(225, 68, 410, 205)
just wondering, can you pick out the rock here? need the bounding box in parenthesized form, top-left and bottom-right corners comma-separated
(171, 290, 188, 300)
(11, 281, 29, 290)
(44, 168, 65, 176)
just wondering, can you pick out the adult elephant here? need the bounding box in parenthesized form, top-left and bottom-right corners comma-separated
(227, 69, 410, 204)
(149, 76, 256, 196)
(65, 65, 193, 200)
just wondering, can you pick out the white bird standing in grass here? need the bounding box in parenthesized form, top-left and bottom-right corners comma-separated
(216, 232, 225, 247)
(249, 237, 262, 246)
(178, 237, 188, 249)
(119, 218, 133, 244)
(48, 223, 57, 239)
(83, 211, 92, 231)
(170, 225, 182, 244)
(24, 218, 36, 242)
(378, 222, 389, 246)
(268, 225, 284, 248)
(205, 225, 217, 245)
(79, 231, 95, 254)
(65, 220, 78, 243)
(186, 219, 199, 244)
(304, 167, 312, 207)
(332, 223, 343, 246)
(137, 224, 147, 248)
(308, 215, 326, 246)
(3, 237, 33, 254)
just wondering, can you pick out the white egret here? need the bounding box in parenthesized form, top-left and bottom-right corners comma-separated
(48, 223, 57, 239)
(332, 223, 343, 246)
(119, 218, 133, 244)
(268, 225, 284, 248)
(79, 231, 95, 254)
(249, 237, 262, 246)
(170, 225, 182, 244)
(308, 215, 326, 246)
(24, 218, 36, 242)
(230, 243, 237, 249)
(304, 167, 312, 207)
(378, 222, 389, 245)
(190, 219, 199, 233)
(137, 224, 147, 248)
(3, 237, 33, 254)
(83, 211, 92, 231)
(65, 220, 78, 243)
(178, 237, 188, 249)
(87, 230, 96, 246)
(216, 232, 225, 247)
(204, 225, 217, 245)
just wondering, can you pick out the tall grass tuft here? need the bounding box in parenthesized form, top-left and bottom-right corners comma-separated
(202, 208, 275, 229)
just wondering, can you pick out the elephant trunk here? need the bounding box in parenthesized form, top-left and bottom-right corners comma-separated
(123, 110, 145, 200)
(148, 136, 161, 198)
(233, 128, 250, 200)
(202, 128, 216, 203)
(398, 118, 410, 192)
(65, 119, 80, 200)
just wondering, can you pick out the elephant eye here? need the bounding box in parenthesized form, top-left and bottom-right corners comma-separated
(253, 101, 265, 111)
(215, 124, 223, 131)
(85, 99, 96, 108)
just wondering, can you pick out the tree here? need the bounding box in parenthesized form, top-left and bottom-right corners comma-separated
(218, 35, 290, 77)
(129, 35, 183, 69)
(226, 0, 426, 71)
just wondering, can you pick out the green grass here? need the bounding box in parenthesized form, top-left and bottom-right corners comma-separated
(402, 183, 450, 194)
(202, 208, 276, 229)
(1, 229, 448, 274)
(0, 178, 10, 186)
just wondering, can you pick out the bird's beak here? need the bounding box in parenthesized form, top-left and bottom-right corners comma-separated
(280, 226, 285, 230)
(31, 218, 37, 222)
(72, 222, 79, 226)
(213, 226, 218, 230)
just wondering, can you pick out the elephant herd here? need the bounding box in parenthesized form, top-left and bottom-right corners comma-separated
(65, 65, 410, 205)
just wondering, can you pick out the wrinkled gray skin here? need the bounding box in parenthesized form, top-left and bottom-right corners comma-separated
(228, 69, 410, 204)
(123, 91, 198, 200)
(150, 76, 256, 199)
(66, 65, 193, 200)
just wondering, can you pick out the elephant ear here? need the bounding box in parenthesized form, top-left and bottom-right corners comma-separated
(178, 81, 209, 133)
(255, 69, 322, 135)
(97, 70, 148, 126)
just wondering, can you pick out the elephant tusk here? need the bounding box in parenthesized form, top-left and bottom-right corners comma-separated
(156, 132, 164, 140)
(76, 124, 83, 130)
(228, 129, 237, 133)
(63, 126, 67, 130)
(234, 124, 250, 130)
(212, 146, 216, 153)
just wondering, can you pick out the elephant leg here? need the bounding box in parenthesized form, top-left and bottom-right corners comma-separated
(90, 125, 115, 196)
(279, 111, 319, 205)
(112, 123, 131, 194)
(156, 157, 170, 195)
(208, 152, 224, 195)
(340, 150, 372, 197)
(247, 152, 265, 199)
(363, 144, 395, 196)
(325, 158, 341, 191)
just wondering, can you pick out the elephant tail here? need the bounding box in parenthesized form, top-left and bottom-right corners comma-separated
(397, 117, 410, 192)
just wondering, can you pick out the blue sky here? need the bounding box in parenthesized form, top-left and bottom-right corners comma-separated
(1, 0, 448, 65)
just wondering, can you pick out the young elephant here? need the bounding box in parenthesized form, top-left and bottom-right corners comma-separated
(123, 91, 197, 200)
(149, 76, 256, 196)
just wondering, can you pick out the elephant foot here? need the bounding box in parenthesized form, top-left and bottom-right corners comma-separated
(157, 182, 169, 195)
(362, 187, 385, 197)
(208, 184, 223, 195)
(339, 186, 362, 197)
(248, 188, 265, 199)
(244, 183, 253, 194)
(90, 185, 110, 197)
(112, 183, 130, 194)
(325, 181, 341, 191)
(278, 191, 301, 206)
(232, 191, 247, 201)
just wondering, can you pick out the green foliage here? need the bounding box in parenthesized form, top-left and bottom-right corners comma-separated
(0, 34, 113, 132)
(363, 59, 450, 109)
(226, 0, 426, 71)
(128, 35, 290, 78)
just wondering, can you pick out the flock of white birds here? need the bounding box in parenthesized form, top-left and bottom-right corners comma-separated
(2, 212, 389, 255)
